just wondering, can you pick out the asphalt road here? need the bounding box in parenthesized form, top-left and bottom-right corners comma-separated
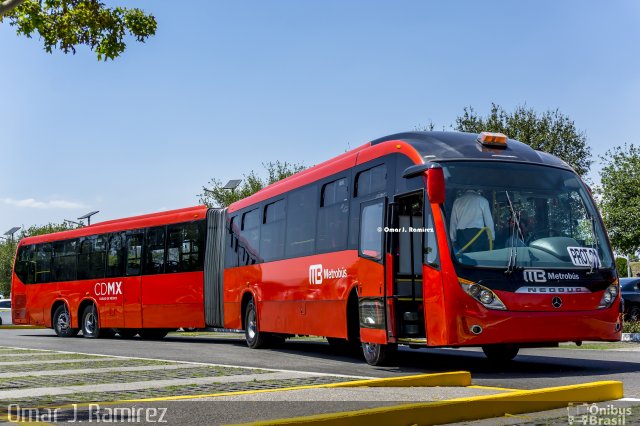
(2, 328, 639, 399)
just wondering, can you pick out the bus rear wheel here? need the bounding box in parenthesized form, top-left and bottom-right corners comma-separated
(244, 300, 269, 349)
(139, 329, 169, 340)
(81, 305, 102, 339)
(362, 342, 397, 366)
(53, 305, 79, 337)
(482, 344, 519, 362)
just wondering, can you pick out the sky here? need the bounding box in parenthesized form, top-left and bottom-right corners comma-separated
(1, 0, 639, 233)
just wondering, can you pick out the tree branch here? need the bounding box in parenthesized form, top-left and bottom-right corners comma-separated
(0, 0, 26, 16)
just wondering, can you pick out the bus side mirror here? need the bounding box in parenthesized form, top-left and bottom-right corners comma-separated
(427, 166, 445, 204)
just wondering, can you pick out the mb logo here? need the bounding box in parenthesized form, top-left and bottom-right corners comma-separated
(523, 269, 547, 283)
(309, 264, 323, 285)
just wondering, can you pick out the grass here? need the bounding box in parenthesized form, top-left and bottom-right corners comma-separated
(559, 342, 638, 350)
(623, 321, 640, 333)
(0, 358, 173, 373)
(0, 353, 104, 362)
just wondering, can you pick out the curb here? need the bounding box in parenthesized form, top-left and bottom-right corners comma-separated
(240, 381, 623, 426)
(621, 333, 640, 342)
(325, 371, 471, 388)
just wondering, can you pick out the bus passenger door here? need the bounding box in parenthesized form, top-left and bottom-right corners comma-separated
(356, 197, 388, 345)
(123, 231, 143, 328)
(392, 192, 426, 343)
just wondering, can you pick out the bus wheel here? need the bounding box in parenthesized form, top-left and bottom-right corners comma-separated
(139, 329, 169, 340)
(482, 344, 519, 362)
(117, 329, 138, 339)
(244, 300, 269, 349)
(53, 305, 79, 337)
(81, 305, 101, 339)
(626, 305, 640, 322)
(362, 342, 397, 366)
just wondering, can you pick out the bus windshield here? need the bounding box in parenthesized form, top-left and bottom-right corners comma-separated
(442, 161, 613, 270)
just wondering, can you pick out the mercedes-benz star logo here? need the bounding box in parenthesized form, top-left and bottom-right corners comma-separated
(552, 296, 563, 308)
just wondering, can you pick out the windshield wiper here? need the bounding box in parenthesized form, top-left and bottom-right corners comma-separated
(588, 215, 600, 274)
(504, 191, 523, 274)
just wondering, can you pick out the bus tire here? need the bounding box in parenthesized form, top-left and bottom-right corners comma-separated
(139, 329, 169, 340)
(626, 305, 640, 322)
(81, 305, 101, 339)
(117, 329, 138, 339)
(482, 344, 519, 362)
(362, 342, 397, 366)
(244, 300, 269, 349)
(53, 305, 79, 337)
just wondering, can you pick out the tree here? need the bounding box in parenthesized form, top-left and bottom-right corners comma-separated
(598, 144, 640, 257)
(454, 103, 592, 176)
(0, 221, 77, 296)
(199, 161, 306, 208)
(0, 0, 156, 60)
(615, 257, 629, 278)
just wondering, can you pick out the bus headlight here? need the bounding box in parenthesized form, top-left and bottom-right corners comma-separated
(598, 282, 619, 309)
(459, 278, 507, 310)
(479, 290, 494, 305)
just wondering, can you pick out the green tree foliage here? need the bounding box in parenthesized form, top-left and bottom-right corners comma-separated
(454, 103, 592, 176)
(616, 257, 629, 278)
(199, 161, 306, 208)
(598, 144, 640, 256)
(0, 0, 156, 60)
(0, 221, 77, 296)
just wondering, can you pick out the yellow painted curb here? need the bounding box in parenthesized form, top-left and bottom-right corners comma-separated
(239, 380, 623, 426)
(0, 325, 46, 330)
(325, 371, 471, 388)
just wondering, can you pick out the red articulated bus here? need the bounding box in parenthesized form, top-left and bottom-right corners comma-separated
(12, 131, 622, 365)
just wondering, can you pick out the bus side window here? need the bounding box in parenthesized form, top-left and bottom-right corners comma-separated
(166, 221, 205, 273)
(125, 232, 143, 276)
(34, 243, 53, 284)
(424, 204, 439, 268)
(106, 233, 126, 278)
(225, 216, 239, 268)
(260, 199, 286, 261)
(285, 185, 317, 258)
(15, 245, 35, 284)
(317, 178, 349, 252)
(240, 209, 260, 264)
(356, 164, 387, 198)
(359, 200, 384, 261)
(77, 236, 106, 280)
(144, 227, 166, 275)
(52, 239, 77, 282)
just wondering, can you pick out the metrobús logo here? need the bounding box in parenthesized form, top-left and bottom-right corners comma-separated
(94, 281, 123, 301)
(308, 264, 347, 285)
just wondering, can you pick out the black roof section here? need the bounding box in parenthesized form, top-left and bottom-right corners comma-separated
(370, 131, 572, 171)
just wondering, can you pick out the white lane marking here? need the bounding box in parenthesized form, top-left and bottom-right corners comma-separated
(0, 364, 197, 379)
(619, 397, 640, 401)
(0, 345, 373, 380)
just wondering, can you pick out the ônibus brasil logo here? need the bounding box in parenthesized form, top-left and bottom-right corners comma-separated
(308, 264, 347, 285)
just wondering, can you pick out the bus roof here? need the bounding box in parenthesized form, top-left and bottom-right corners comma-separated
(19, 205, 208, 246)
(228, 131, 572, 213)
(371, 131, 572, 170)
